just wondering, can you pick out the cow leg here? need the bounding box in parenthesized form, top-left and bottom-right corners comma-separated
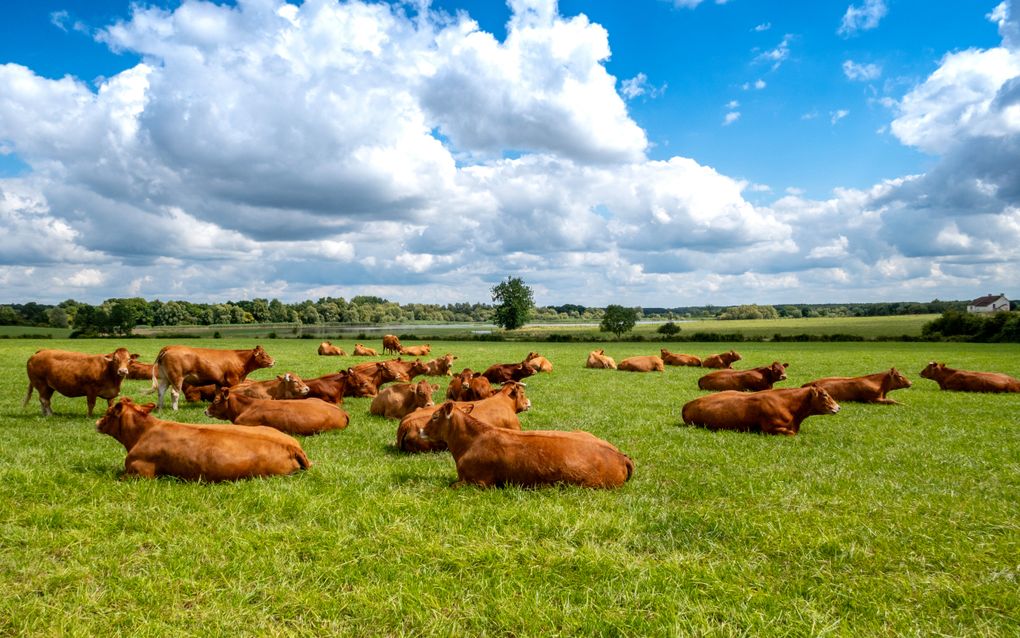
(875, 397, 901, 405)
(156, 375, 168, 410)
(124, 458, 158, 479)
(86, 394, 97, 417)
(38, 386, 54, 417)
(170, 384, 181, 411)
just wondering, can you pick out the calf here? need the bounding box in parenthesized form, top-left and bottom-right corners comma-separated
(370, 380, 439, 420)
(524, 352, 553, 373)
(230, 373, 310, 400)
(206, 389, 349, 436)
(920, 362, 1020, 393)
(155, 345, 275, 411)
(698, 361, 788, 392)
(96, 398, 310, 481)
(382, 334, 402, 355)
(400, 344, 432, 357)
(660, 349, 702, 367)
(682, 387, 840, 436)
(482, 361, 538, 384)
(25, 348, 138, 417)
(803, 368, 912, 404)
(421, 402, 634, 489)
(353, 343, 378, 356)
(425, 353, 458, 377)
(397, 382, 530, 453)
(317, 341, 346, 356)
(618, 355, 665, 372)
(586, 349, 617, 370)
(701, 350, 742, 369)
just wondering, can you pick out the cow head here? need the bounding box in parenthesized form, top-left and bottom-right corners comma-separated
(501, 381, 532, 412)
(345, 368, 378, 397)
(414, 380, 438, 409)
(205, 388, 232, 420)
(726, 350, 742, 363)
(409, 359, 429, 377)
(252, 345, 275, 369)
(423, 401, 475, 443)
(106, 348, 137, 378)
(888, 368, 912, 390)
(277, 372, 311, 397)
(96, 398, 156, 449)
(766, 361, 789, 383)
(920, 362, 944, 379)
(808, 387, 840, 415)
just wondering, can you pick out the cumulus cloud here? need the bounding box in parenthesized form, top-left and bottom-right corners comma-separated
(621, 73, 667, 100)
(757, 34, 792, 70)
(753, 23, 771, 32)
(830, 109, 850, 124)
(723, 111, 741, 125)
(843, 59, 882, 81)
(838, 0, 887, 37)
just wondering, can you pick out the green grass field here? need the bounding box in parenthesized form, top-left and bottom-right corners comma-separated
(2, 338, 1018, 636)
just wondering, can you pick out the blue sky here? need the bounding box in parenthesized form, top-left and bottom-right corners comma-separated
(1, 0, 1018, 305)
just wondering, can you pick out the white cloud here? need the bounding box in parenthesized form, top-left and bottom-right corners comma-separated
(831, 109, 850, 124)
(742, 79, 766, 90)
(723, 111, 741, 125)
(67, 268, 104, 287)
(842, 59, 882, 81)
(838, 0, 888, 37)
(621, 72, 667, 100)
(757, 34, 792, 70)
(753, 23, 771, 32)
(726, 100, 740, 109)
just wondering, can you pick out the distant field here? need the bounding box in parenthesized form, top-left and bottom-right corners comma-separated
(2, 337, 1017, 635)
(0, 325, 71, 338)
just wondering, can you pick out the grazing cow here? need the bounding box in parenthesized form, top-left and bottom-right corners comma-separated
(660, 349, 702, 367)
(302, 371, 355, 405)
(682, 387, 840, 436)
(420, 402, 634, 489)
(586, 349, 617, 370)
(97, 398, 310, 481)
(424, 353, 458, 377)
(230, 373, 311, 400)
(25, 348, 138, 417)
(127, 359, 155, 380)
(183, 382, 219, 403)
(920, 362, 1020, 393)
(155, 345, 274, 411)
(317, 341, 346, 356)
(701, 350, 742, 369)
(803, 368, 912, 404)
(353, 343, 378, 356)
(481, 361, 538, 384)
(370, 380, 439, 420)
(206, 389, 349, 436)
(618, 355, 665, 372)
(382, 335, 402, 355)
(388, 358, 430, 380)
(397, 382, 530, 453)
(524, 352, 553, 373)
(399, 344, 432, 357)
(698, 361, 789, 392)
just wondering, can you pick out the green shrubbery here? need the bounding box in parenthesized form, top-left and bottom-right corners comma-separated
(922, 310, 1020, 342)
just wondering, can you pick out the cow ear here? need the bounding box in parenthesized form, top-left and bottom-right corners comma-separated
(103, 355, 113, 362)
(141, 403, 156, 413)
(459, 403, 475, 415)
(783, 362, 789, 368)
(130, 353, 140, 360)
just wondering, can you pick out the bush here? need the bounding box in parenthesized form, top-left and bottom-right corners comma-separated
(657, 321, 681, 336)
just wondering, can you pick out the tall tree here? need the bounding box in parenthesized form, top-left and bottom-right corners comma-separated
(491, 276, 534, 330)
(600, 305, 639, 338)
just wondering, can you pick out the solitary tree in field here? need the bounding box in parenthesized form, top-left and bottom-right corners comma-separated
(491, 276, 534, 330)
(601, 305, 639, 338)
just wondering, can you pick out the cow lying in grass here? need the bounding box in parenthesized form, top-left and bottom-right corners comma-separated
(920, 362, 1020, 393)
(318, 341, 346, 356)
(370, 380, 439, 420)
(803, 368, 912, 404)
(397, 382, 531, 453)
(618, 355, 664, 372)
(698, 362, 788, 392)
(230, 373, 310, 400)
(682, 387, 840, 436)
(585, 349, 616, 369)
(660, 349, 701, 367)
(701, 350, 742, 369)
(206, 389, 349, 436)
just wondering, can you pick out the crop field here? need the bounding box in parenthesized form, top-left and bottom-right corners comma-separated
(2, 338, 1018, 636)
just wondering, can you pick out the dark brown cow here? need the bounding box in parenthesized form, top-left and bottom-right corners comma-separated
(388, 358, 429, 380)
(155, 345, 274, 411)
(524, 352, 553, 373)
(660, 349, 702, 367)
(446, 368, 472, 401)
(350, 360, 408, 390)
(97, 398, 310, 481)
(25, 348, 138, 417)
(370, 380, 439, 419)
(183, 382, 219, 403)
(698, 361, 789, 392)
(302, 371, 355, 405)
(317, 341, 346, 356)
(618, 355, 665, 372)
(397, 382, 530, 453)
(425, 353, 458, 377)
(586, 349, 617, 370)
(399, 344, 431, 357)
(701, 350, 742, 369)
(230, 373, 310, 400)
(353, 343, 378, 356)
(481, 361, 538, 384)
(382, 334, 402, 355)
(803, 368, 912, 404)
(920, 362, 1020, 393)
(681, 387, 840, 436)
(206, 389, 349, 436)
(421, 402, 634, 489)
(126, 359, 155, 380)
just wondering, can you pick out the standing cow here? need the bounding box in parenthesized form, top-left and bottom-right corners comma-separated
(25, 348, 139, 417)
(382, 335, 402, 355)
(155, 345, 275, 411)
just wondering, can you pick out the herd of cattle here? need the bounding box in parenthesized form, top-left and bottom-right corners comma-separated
(22, 334, 1020, 488)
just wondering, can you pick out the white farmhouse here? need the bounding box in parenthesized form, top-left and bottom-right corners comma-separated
(967, 294, 1011, 314)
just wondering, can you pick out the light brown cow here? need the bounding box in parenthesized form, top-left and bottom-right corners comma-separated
(97, 398, 310, 481)
(206, 389, 349, 436)
(399, 344, 432, 357)
(446, 368, 472, 401)
(481, 361, 538, 384)
(425, 353, 458, 377)
(618, 355, 665, 372)
(382, 334, 402, 355)
(701, 350, 742, 369)
(397, 382, 531, 453)
(803, 368, 912, 404)
(370, 380, 439, 420)
(155, 345, 275, 411)
(586, 349, 617, 370)
(353, 343, 378, 356)
(25, 348, 138, 417)
(920, 362, 1020, 393)
(524, 352, 553, 373)
(126, 359, 155, 380)
(230, 373, 311, 400)
(698, 361, 789, 392)
(660, 349, 702, 367)
(421, 402, 634, 489)
(681, 387, 840, 436)
(317, 341, 347, 356)
(446, 368, 494, 401)
(388, 358, 429, 380)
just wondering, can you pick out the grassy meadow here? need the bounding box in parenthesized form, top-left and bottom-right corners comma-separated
(1, 337, 1018, 636)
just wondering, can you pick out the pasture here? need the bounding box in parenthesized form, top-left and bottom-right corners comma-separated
(2, 338, 1018, 636)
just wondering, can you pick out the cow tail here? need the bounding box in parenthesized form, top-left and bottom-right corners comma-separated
(23, 383, 33, 408)
(295, 449, 312, 471)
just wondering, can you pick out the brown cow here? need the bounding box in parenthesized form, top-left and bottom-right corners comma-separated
(424, 353, 458, 377)
(349, 360, 408, 393)
(481, 361, 538, 384)
(97, 398, 310, 481)
(803, 368, 912, 404)
(681, 386, 840, 436)
(421, 402, 634, 489)
(155, 345, 275, 411)
(399, 344, 432, 357)
(698, 361, 789, 392)
(388, 358, 430, 380)
(701, 350, 742, 369)
(920, 362, 1020, 393)
(382, 334, 402, 355)
(618, 355, 665, 372)
(397, 382, 531, 453)
(126, 359, 155, 380)
(353, 343, 378, 356)
(524, 352, 553, 373)
(25, 348, 138, 417)
(183, 382, 219, 403)
(446, 368, 494, 402)
(230, 373, 310, 400)
(206, 389, 349, 436)
(660, 349, 702, 367)
(370, 380, 439, 420)
(446, 368, 472, 401)
(302, 370, 354, 405)
(586, 349, 617, 370)
(317, 341, 347, 356)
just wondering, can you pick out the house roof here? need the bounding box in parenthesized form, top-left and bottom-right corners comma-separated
(970, 294, 1006, 307)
